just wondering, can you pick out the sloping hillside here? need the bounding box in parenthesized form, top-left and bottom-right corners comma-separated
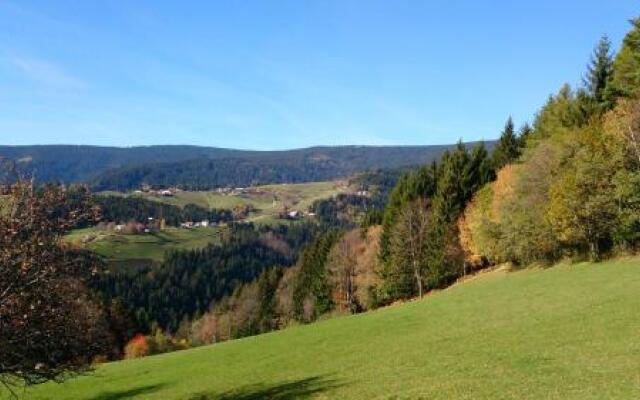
(23, 257, 640, 400)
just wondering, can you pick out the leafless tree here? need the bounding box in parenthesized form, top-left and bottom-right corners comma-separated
(328, 235, 359, 313)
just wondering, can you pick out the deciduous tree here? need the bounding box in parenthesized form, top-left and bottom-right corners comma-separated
(0, 168, 109, 391)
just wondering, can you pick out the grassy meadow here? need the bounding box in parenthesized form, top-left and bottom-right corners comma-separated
(66, 227, 224, 262)
(21, 257, 640, 400)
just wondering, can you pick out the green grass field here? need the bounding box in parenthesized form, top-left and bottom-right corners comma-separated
(21, 257, 640, 399)
(66, 227, 224, 262)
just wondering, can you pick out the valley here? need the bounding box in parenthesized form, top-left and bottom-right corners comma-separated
(66, 180, 349, 263)
(2, 5, 640, 400)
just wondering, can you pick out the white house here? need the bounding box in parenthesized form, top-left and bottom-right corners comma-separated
(288, 210, 300, 219)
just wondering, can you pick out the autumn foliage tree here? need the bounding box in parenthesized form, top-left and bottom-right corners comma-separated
(546, 123, 620, 260)
(123, 334, 149, 359)
(459, 25, 640, 265)
(0, 166, 109, 391)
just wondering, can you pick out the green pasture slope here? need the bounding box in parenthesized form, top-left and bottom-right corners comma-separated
(66, 227, 224, 262)
(23, 257, 640, 399)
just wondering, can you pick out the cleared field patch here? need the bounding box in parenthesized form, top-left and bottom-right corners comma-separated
(66, 226, 224, 262)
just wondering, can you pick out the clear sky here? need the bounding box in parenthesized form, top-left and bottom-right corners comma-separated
(0, 1, 637, 149)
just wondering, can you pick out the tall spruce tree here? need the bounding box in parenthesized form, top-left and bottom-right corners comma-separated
(292, 231, 340, 322)
(608, 18, 640, 99)
(518, 123, 533, 149)
(378, 164, 438, 264)
(492, 117, 520, 169)
(584, 35, 614, 106)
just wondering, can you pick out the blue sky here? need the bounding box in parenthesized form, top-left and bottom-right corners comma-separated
(0, 1, 637, 149)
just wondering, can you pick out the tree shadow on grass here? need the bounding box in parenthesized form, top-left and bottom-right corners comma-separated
(189, 376, 343, 400)
(87, 383, 166, 400)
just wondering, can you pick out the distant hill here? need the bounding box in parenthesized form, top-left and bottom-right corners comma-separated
(0, 145, 252, 183)
(0, 143, 493, 190)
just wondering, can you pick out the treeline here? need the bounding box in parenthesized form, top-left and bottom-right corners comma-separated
(460, 31, 640, 265)
(381, 22, 640, 306)
(186, 227, 382, 346)
(377, 141, 496, 299)
(95, 195, 234, 226)
(0, 145, 246, 183)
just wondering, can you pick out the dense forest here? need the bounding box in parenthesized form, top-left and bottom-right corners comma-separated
(0, 143, 488, 189)
(0, 145, 243, 183)
(92, 223, 322, 344)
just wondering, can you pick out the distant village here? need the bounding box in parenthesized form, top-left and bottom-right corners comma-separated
(132, 184, 280, 198)
(95, 182, 371, 236)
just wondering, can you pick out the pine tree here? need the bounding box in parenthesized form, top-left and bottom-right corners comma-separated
(492, 117, 520, 169)
(583, 35, 614, 106)
(518, 123, 533, 149)
(388, 199, 431, 299)
(608, 19, 640, 100)
(464, 143, 495, 198)
(257, 268, 282, 332)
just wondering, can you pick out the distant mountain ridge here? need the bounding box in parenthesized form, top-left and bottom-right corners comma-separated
(0, 143, 494, 190)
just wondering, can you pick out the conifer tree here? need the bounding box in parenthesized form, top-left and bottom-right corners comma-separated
(608, 18, 640, 99)
(583, 35, 614, 106)
(518, 123, 533, 149)
(492, 117, 520, 169)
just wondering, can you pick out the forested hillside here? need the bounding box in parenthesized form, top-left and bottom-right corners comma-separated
(377, 28, 640, 305)
(0, 143, 489, 189)
(0, 145, 242, 183)
(92, 222, 322, 351)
